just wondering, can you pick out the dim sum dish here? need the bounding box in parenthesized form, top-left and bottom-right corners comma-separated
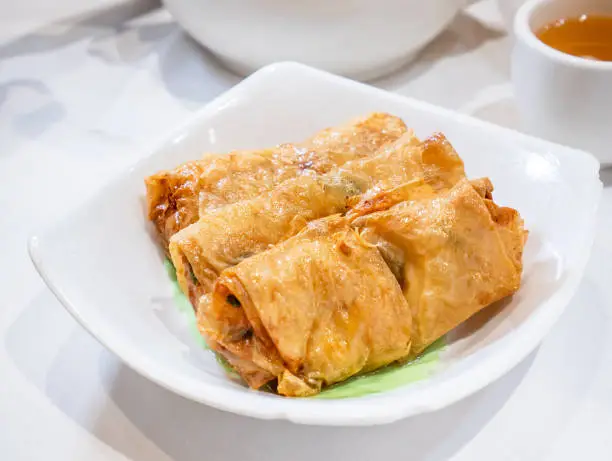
(146, 113, 529, 397)
(30, 63, 601, 424)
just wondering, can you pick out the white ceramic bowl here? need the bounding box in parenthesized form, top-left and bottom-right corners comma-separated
(163, 0, 474, 80)
(30, 63, 602, 426)
(512, 0, 612, 166)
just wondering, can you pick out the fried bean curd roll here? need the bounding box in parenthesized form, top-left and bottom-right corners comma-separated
(145, 113, 407, 249)
(170, 174, 361, 305)
(346, 132, 466, 218)
(352, 178, 527, 354)
(170, 132, 467, 305)
(198, 216, 413, 396)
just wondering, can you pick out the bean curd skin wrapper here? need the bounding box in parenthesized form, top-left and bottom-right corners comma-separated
(200, 217, 413, 397)
(169, 175, 356, 305)
(145, 113, 408, 249)
(147, 109, 527, 396)
(170, 131, 467, 305)
(352, 178, 527, 354)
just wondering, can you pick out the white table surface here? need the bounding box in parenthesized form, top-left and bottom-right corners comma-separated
(1, 1, 611, 460)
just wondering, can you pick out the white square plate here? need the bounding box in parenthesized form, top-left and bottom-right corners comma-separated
(30, 62, 602, 426)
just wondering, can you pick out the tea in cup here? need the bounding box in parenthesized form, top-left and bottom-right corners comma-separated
(512, 0, 612, 166)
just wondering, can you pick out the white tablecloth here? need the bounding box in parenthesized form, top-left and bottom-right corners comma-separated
(1, 1, 611, 460)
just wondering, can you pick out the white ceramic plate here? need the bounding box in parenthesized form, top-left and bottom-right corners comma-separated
(30, 62, 602, 426)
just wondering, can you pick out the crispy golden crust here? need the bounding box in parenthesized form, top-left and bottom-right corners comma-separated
(197, 295, 277, 389)
(170, 175, 353, 304)
(202, 176, 526, 392)
(195, 174, 525, 395)
(145, 158, 214, 251)
(346, 132, 466, 218)
(145, 113, 408, 250)
(169, 132, 467, 305)
(352, 178, 526, 354)
(203, 216, 413, 396)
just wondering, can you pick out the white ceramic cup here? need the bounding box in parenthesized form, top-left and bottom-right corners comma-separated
(163, 0, 476, 81)
(512, 0, 612, 166)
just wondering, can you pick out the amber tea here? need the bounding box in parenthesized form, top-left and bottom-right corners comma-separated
(537, 15, 612, 61)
